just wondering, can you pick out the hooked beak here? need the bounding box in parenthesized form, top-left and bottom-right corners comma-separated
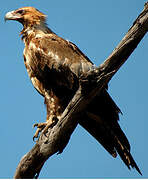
(5, 10, 21, 22)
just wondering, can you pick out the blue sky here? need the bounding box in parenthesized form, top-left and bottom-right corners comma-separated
(1, 0, 148, 178)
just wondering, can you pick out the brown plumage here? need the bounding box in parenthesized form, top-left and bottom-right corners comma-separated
(5, 7, 141, 175)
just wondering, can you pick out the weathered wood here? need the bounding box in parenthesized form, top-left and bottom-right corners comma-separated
(14, 3, 148, 179)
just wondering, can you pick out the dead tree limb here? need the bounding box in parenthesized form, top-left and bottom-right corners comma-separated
(14, 2, 148, 179)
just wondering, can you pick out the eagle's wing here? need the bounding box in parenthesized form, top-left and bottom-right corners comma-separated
(26, 33, 141, 174)
(28, 34, 93, 87)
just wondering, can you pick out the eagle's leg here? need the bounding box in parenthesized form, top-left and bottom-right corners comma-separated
(33, 93, 61, 140)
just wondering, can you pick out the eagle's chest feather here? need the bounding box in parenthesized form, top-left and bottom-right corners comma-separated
(23, 41, 75, 116)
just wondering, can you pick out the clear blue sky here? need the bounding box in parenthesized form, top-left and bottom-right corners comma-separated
(1, 0, 148, 178)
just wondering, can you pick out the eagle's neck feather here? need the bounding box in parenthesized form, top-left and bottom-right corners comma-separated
(21, 21, 53, 42)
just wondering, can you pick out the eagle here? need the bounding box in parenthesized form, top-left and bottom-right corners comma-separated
(5, 7, 141, 175)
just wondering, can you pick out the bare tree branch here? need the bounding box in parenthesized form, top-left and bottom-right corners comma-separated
(14, 2, 148, 179)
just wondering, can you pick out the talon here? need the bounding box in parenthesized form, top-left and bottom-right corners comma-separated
(32, 116, 59, 141)
(33, 122, 47, 128)
(33, 123, 39, 128)
(33, 127, 41, 142)
(33, 122, 47, 142)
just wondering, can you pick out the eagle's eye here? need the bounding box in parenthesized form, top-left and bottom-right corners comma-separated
(16, 9, 25, 14)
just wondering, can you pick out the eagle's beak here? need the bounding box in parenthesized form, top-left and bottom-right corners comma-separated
(5, 11, 20, 22)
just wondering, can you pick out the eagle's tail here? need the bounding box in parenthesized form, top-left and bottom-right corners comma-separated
(115, 135, 142, 175)
(79, 112, 142, 175)
(79, 89, 142, 175)
(107, 119, 142, 175)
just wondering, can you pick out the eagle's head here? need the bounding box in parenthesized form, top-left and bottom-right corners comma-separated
(5, 7, 46, 27)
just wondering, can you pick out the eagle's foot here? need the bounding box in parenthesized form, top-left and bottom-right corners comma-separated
(33, 116, 59, 141)
(33, 122, 47, 141)
(42, 116, 59, 135)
